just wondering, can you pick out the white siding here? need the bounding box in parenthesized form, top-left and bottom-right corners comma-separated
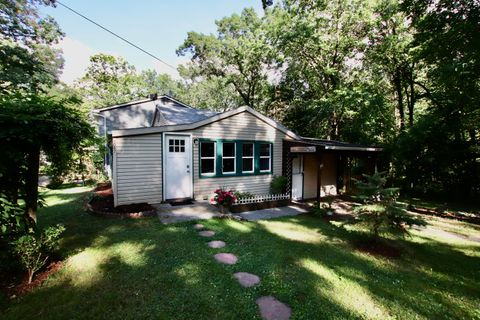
(190, 111, 289, 199)
(113, 134, 163, 206)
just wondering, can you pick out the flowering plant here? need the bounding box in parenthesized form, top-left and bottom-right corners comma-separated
(211, 188, 237, 207)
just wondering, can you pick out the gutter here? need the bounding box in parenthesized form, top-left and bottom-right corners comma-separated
(324, 146, 383, 152)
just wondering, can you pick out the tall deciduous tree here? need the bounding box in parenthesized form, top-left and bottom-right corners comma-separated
(177, 8, 273, 111)
(0, 94, 94, 223)
(76, 54, 141, 109)
(0, 0, 63, 93)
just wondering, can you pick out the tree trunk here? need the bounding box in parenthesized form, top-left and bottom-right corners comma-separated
(394, 68, 405, 131)
(28, 269, 34, 284)
(25, 145, 40, 225)
(408, 66, 415, 126)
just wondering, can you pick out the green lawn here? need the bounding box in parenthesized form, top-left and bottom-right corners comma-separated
(2, 187, 479, 319)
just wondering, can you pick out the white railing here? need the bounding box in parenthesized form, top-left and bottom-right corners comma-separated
(234, 193, 290, 205)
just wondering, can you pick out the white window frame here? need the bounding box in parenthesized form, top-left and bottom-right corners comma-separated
(200, 141, 216, 176)
(259, 143, 272, 173)
(222, 142, 236, 174)
(242, 143, 254, 173)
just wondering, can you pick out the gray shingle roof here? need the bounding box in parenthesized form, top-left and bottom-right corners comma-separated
(152, 98, 219, 126)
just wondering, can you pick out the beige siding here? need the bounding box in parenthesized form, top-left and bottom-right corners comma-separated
(302, 153, 338, 199)
(113, 134, 163, 206)
(303, 154, 318, 199)
(321, 153, 337, 196)
(190, 111, 288, 199)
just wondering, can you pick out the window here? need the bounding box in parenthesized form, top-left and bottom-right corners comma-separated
(222, 142, 236, 174)
(168, 139, 185, 153)
(259, 143, 271, 172)
(242, 143, 254, 173)
(198, 140, 273, 178)
(200, 141, 215, 175)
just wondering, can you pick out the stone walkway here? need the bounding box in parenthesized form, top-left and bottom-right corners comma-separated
(194, 223, 292, 319)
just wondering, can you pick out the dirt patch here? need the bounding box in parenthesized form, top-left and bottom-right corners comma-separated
(411, 207, 480, 225)
(352, 238, 402, 259)
(1, 260, 63, 299)
(87, 185, 156, 218)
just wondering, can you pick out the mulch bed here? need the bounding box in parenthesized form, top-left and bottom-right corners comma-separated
(0, 260, 63, 300)
(87, 184, 156, 218)
(230, 199, 290, 213)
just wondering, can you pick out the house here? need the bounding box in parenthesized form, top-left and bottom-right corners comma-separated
(92, 94, 216, 178)
(106, 96, 382, 206)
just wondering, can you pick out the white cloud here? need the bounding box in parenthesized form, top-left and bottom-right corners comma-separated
(55, 37, 98, 84)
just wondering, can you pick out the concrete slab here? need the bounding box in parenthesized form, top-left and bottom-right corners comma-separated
(236, 205, 308, 221)
(155, 201, 220, 224)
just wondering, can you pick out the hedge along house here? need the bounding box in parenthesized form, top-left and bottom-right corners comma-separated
(110, 98, 382, 206)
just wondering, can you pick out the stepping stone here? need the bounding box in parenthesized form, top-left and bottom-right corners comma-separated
(199, 230, 215, 237)
(214, 253, 238, 265)
(208, 240, 226, 248)
(193, 223, 204, 230)
(257, 296, 291, 320)
(233, 272, 260, 287)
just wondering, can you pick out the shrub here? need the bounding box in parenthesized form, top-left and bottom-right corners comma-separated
(233, 190, 255, 200)
(46, 176, 64, 189)
(312, 198, 335, 217)
(351, 171, 426, 238)
(11, 224, 65, 283)
(270, 175, 288, 194)
(0, 194, 30, 237)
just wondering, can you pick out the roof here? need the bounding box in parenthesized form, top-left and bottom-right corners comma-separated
(152, 100, 219, 126)
(295, 137, 383, 152)
(112, 106, 302, 140)
(93, 98, 153, 113)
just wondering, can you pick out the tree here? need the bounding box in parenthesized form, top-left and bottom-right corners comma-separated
(0, 0, 64, 93)
(177, 8, 273, 111)
(268, 0, 396, 142)
(352, 171, 425, 238)
(76, 54, 142, 109)
(0, 94, 94, 224)
(391, 0, 480, 200)
(177, 67, 242, 111)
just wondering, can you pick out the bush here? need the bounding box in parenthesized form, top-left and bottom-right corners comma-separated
(351, 171, 426, 238)
(233, 190, 255, 200)
(0, 194, 30, 237)
(11, 224, 65, 283)
(312, 198, 335, 217)
(270, 175, 288, 194)
(211, 188, 237, 207)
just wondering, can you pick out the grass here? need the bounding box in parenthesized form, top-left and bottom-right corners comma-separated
(2, 186, 479, 319)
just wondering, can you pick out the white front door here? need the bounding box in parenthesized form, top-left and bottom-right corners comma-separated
(291, 155, 303, 200)
(165, 134, 192, 200)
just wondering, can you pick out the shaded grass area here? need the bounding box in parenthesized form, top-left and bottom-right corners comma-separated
(2, 187, 479, 319)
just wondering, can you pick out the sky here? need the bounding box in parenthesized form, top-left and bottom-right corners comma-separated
(40, 1, 263, 84)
